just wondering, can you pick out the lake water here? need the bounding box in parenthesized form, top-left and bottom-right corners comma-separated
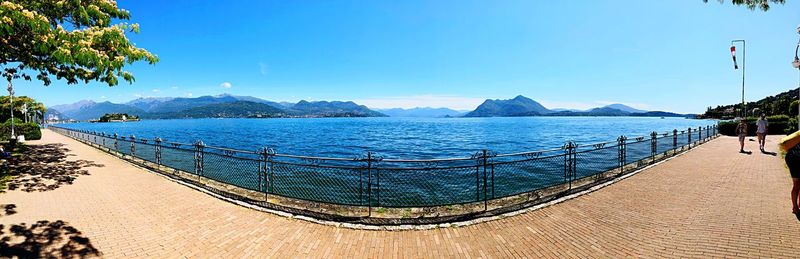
(55, 117, 716, 159)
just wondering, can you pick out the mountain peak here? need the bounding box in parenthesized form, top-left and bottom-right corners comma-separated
(512, 95, 531, 101)
(602, 103, 647, 113)
(464, 95, 551, 117)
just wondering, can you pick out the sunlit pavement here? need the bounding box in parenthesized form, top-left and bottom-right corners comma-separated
(0, 130, 798, 258)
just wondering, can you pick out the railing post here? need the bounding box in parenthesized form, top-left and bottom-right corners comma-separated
(366, 151, 372, 216)
(698, 126, 702, 143)
(267, 148, 274, 195)
(101, 132, 106, 148)
(672, 129, 678, 153)
(706, 126, 710, 140)
(194, 140, 205, 178)
(475, 152, 481, 202)
(650, 131, 657, 163)
(687, 127, 692, 149)
(155, 137, 162, 166)
(617, 136, 626, 174)
(563, 142, 576, 190)
(113, 133, 119, 152)
(258, 147, 273, 201)
(482, 149, 488, 211)
(130, 135, 136, 158)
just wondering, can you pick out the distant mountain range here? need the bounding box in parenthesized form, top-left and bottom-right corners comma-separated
(51, 94, 386, 121)
(464, 95, 691, 118)
(376, 107, 468, 118)
(49, 93, 690, 121)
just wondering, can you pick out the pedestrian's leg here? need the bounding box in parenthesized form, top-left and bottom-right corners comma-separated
(740, 136, 745, 152)
(793, 178, 800, 214)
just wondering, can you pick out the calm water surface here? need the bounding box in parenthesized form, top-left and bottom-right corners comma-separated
(56, 117, 716, 159)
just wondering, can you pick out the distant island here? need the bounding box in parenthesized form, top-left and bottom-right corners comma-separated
(50, 94, 386, 121)
(464, 95, 694, 118)
(375, 107, 468, 118)
(97, 113, 140, 122)
(48, 93, 693, 121)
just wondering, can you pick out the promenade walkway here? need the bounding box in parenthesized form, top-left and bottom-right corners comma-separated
(1, 129, 798, 258)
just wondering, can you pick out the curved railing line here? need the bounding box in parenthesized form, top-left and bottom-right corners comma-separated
(48, 124, 719, 212)
(48, 124, 716, 162)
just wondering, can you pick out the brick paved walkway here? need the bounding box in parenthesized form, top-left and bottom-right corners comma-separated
(1, 129, 798, 258)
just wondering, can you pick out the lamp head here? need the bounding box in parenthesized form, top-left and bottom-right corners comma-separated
(793, 56, 800, 69)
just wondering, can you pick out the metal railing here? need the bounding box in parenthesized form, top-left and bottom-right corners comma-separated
(50, 125, 718, 213)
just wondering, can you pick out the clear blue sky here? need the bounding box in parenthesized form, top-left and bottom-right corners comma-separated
(13, 0, 800, 113)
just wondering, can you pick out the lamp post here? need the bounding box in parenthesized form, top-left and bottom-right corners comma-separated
(731, 40, 746, 118)
(21, 103, 27, 123)
(793, 25, 800, 130)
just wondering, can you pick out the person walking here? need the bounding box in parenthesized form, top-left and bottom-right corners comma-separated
(779, 131, 800, 220)
(736, 118, 748, 153)
(756, 114, 769, 152)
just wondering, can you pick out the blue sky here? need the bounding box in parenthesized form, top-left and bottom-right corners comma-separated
(12, 0, 800, 113)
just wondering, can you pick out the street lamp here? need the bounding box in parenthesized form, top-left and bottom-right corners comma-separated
(731, 40, 746, 118)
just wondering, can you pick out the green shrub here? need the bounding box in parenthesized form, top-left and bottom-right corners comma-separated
(0, 121, 41, 141)
(767, 115, 790, 122)
(718, 119, 793, 136)
(787, 118, 799, 134)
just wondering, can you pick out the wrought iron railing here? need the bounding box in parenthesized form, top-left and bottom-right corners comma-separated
(49, 125, 718, 215)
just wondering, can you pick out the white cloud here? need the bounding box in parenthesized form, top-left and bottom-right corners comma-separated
(133, 93, 143, 98)
(170, 86, 179, 90)
(220, 82, 232, 89)
(258, 62, 268, 76)
(353, 95, 486, 110)
(152, 89, 160, 93)
(100, 96, 108, 99)
(185, 92, 193, 97)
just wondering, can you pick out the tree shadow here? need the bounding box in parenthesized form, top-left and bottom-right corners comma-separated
(0, 220, 101, 258)
(0, 204, 16, 216)
(5, 143, 104, 192)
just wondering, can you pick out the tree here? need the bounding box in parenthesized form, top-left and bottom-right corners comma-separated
(0, 0, 158, 87)
(703, 0, 785, 11)
(0, 95, 46, 123)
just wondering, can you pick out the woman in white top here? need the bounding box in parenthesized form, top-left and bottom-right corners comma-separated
(756, 114, 768, 152)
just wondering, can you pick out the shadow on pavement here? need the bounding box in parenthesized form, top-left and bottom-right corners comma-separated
(0, 204, 16, 216)
(6, 143, 104, 192)
(0, 220, 101, 258)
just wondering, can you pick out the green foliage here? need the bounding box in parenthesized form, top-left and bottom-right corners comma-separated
(788, 118, 799, 134)
(702, 89, 799, 119)
(0, 0, 158, 86)
(702, 0, 785, 11)
(98, 113, 138, 122)
(718, 117, 792, 136)
(0, 95, 46, 123)
(0, 121, 41, 141)
(146, 101, 288, 119)
(4, 117, 22, 125)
